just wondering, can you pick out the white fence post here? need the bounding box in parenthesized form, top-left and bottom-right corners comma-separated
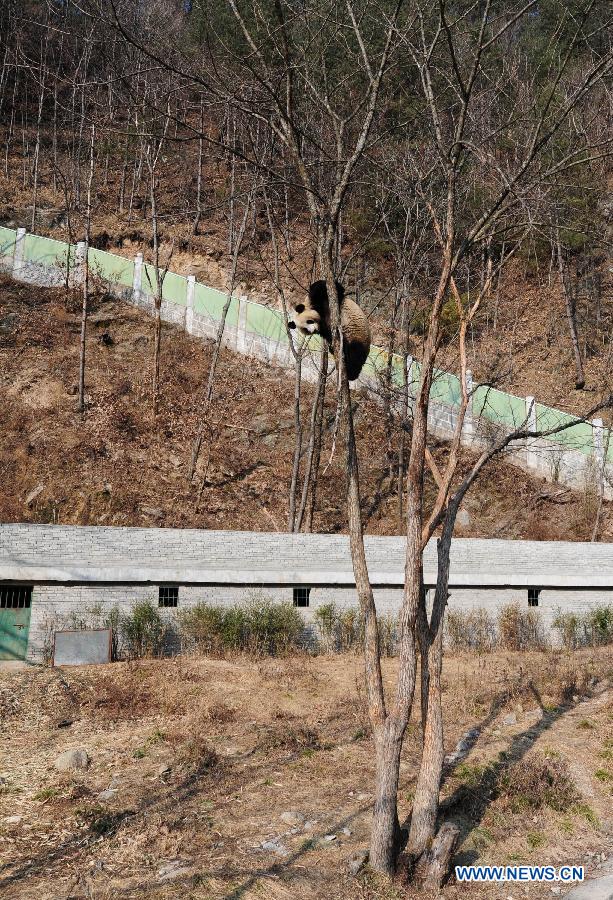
(132, 252, 143, 305)
(406, 354, 414, 403)
(72, 241, 86, 288)
(462, 369, 474, 438)
(185, 274, 195, 334)
(236, 294, 248, 354)
(13, 227, 26, 280)
(525, 395, 537, 470)
(592, 417, 605, 496)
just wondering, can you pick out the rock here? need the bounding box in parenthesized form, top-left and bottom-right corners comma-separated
(54, 749, 89, 772)
(25, 483, 44, 507)
(502, 712, 517, 726)
(157, 764, 171, 778)
(280, 810, 306, 827)
(323, 834, 337, 842)
(564, 874, 613, 899)
(252, 414, 273, 434)
(96, 788, 118, 802)
(457, 509, 471, 527)
(141, 505, 163, 519)
(550, 888, 561, 895)
(303, 819, 317, 832)
(348, 849, 369, 876)
(341, 827, 352, 836)
(89, 312, 115, 326)
(261, 837, 288, 856)
(3, 815, 22, 825)
(0, 312, 18, 334)
(157, 859, 192, 882)
(262, 433, 279, 448)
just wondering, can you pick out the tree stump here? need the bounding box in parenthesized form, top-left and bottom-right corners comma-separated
(413, 822, 460, 891)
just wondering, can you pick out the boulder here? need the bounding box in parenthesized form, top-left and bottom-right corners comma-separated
(54, 749, 89, 772)
(280, 810, 306, 827)
(348, 849, 369, 876)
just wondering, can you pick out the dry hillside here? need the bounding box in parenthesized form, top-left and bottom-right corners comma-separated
(1, 274, 610, 539)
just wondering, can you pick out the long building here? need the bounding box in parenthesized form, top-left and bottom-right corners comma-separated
(1, 524, 612, 662)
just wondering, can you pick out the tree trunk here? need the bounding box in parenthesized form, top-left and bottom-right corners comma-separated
(297, 348, 328, 532)
(78, 124, 95, 413)
(193, 96, 204, 235)
(369, 723, 404, 872)
(407, 618, 445, 856)
(556, 232, 585, 390)
(413, 821, 460, 891)
(288, 353, 303, 531)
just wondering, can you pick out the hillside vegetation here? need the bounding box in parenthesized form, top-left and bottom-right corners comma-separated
(1, 275, 610, 539)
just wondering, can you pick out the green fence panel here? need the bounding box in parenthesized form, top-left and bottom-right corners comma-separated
(390, 353, 405, 388)
(141, 265, 187, 305)
(0, 226, 16, 257)
(193, 282, 239, 326)
(23, 234, 70, 267)
(88, 248, 134, 288)
(431, 368, 462, 406)
(362, 345, 389, 379)
(473, 385, 527, 429)
(245, 301, 289, 344)
(536, 403, 593, 455)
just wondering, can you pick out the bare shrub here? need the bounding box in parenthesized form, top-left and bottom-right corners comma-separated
(496, 752, 579, 813)
(498, 602, 546, 651)
(179, 595, 304, 656)
(207, 701, 236, 724)
(260, 724, 320, 753)
(313, 604, 397, 655)
(445, 609, 497, 652)
(552, 604, 613, 650)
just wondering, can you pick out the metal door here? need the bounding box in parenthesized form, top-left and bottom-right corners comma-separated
(0, 586, 32, 660)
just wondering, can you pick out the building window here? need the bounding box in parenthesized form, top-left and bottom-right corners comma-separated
(528, 588, 540, 607)
(0, 585, 32, 609)
(159, 586, 179, 608)
(293, 587, 311, 608)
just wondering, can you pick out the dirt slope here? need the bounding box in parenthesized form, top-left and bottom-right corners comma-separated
(1, 275, 610, 539)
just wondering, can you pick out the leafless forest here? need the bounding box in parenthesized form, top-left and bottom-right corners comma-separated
(2, 0, 613, 887)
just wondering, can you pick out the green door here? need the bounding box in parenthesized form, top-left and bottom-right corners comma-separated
(0, 586, 32, 660)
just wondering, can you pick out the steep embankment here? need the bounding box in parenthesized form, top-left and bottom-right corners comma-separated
(1, 275, 609, 539)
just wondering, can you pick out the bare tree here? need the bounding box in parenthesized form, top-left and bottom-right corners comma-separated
(78, 123, 95, 413)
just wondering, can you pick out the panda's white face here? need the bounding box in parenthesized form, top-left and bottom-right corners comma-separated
(289, 303, 321, 336)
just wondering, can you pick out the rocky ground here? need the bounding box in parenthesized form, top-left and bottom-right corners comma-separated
(1, 648, 611, 899)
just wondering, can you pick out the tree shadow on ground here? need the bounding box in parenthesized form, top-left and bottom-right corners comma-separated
(0, 732, 374, 899)
(436, 681, 579, 866)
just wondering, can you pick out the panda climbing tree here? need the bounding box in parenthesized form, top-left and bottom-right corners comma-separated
(288, 280, 371, 382)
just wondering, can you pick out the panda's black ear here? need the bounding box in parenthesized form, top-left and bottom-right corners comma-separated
(295, 303, 305, 313)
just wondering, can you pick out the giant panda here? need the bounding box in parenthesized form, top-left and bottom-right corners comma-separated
(288, 280, 371, 381)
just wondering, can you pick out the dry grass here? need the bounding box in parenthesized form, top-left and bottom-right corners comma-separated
(0, 274, 610, 540)
(0, 648, 611, 899)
